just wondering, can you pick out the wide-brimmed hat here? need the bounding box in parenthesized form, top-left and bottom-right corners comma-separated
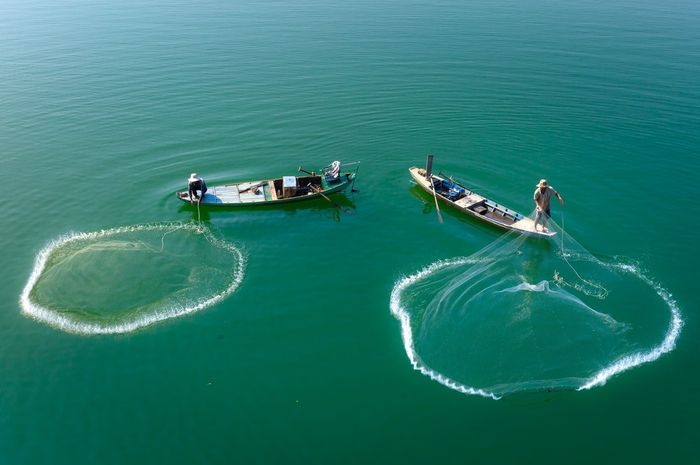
(188, 173, 201, 183)
(536, 179, 548, 188)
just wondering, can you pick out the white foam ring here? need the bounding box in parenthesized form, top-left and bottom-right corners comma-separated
(390, 258, 500, 400)
(19, 222, 246, 335)
(577, 262, 683, 391)
(390, 258, 683, 400)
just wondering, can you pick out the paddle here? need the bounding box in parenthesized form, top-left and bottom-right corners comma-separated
(308, 183, 352, 214)
(298, 166, 315, 176)
(429, 175, 443, 224)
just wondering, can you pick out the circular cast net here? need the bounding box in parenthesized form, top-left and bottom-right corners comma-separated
(391, 216, 682, 399)
(21, 223, 245, 335)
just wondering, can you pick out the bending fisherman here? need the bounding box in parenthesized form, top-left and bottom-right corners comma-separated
(188, 173, 207, 205)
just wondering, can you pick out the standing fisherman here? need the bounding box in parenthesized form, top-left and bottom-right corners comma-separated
(533, 179, 564, 232)
(188, 173, 207, 205)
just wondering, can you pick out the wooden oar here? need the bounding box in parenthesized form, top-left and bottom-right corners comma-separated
(429, 176, 443, 224)
(309, 184, 352, 214)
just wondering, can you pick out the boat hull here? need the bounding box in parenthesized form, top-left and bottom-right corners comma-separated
(177, 173, 355, 207)
(409, 167, 555, 237)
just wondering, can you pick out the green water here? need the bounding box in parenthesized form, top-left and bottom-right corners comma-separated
(2, 0, 699, 463)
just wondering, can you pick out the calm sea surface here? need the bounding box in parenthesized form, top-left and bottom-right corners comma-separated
(1, 1, 699, 463)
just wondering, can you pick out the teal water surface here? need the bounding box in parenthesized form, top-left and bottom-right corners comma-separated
(1, 0, 699, 463)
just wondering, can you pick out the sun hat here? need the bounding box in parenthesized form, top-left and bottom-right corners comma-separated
(536, 179, 548, 188)
(188, 173, 201, 183)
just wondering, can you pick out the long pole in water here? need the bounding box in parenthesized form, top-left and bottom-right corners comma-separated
(430, 177, 443, 224)
(426, 154, 443, 224)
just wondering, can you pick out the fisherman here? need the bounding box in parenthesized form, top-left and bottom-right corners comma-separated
(187, 173, 207, 205)
(533, 179, 564, 232)
(324, 160, 341, 183)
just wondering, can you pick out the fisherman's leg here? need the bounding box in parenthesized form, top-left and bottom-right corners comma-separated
(542, 209, 551, 231)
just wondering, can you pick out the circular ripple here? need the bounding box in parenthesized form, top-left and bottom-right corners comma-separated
(390, 253, 682, 399)
(20, 223, 246, 334)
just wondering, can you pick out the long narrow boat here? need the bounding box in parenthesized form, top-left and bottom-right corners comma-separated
(409, 156, 556, 237)
(177, 161, 358, 207)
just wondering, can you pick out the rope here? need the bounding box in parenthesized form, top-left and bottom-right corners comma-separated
(159, 226, 183, 252)
(556, 211, 608, 299)
(559, 211, 567, 255)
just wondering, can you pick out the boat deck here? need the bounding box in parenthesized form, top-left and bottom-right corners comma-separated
(482, 208, 516, 226)
(202, 182, 267, 205)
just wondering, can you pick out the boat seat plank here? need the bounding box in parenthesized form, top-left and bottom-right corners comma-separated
(455, 193, 485, 208)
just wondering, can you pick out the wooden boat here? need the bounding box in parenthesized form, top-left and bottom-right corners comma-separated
(177, 161, 358, 207)
(409, 157, 556, 237)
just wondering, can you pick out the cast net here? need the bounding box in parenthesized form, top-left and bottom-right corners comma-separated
(21, 222, 245, 335)
(390, 213, 682, 398)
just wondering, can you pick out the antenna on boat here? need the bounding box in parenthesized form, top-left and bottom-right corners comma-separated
(426, 154, 443, 224)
